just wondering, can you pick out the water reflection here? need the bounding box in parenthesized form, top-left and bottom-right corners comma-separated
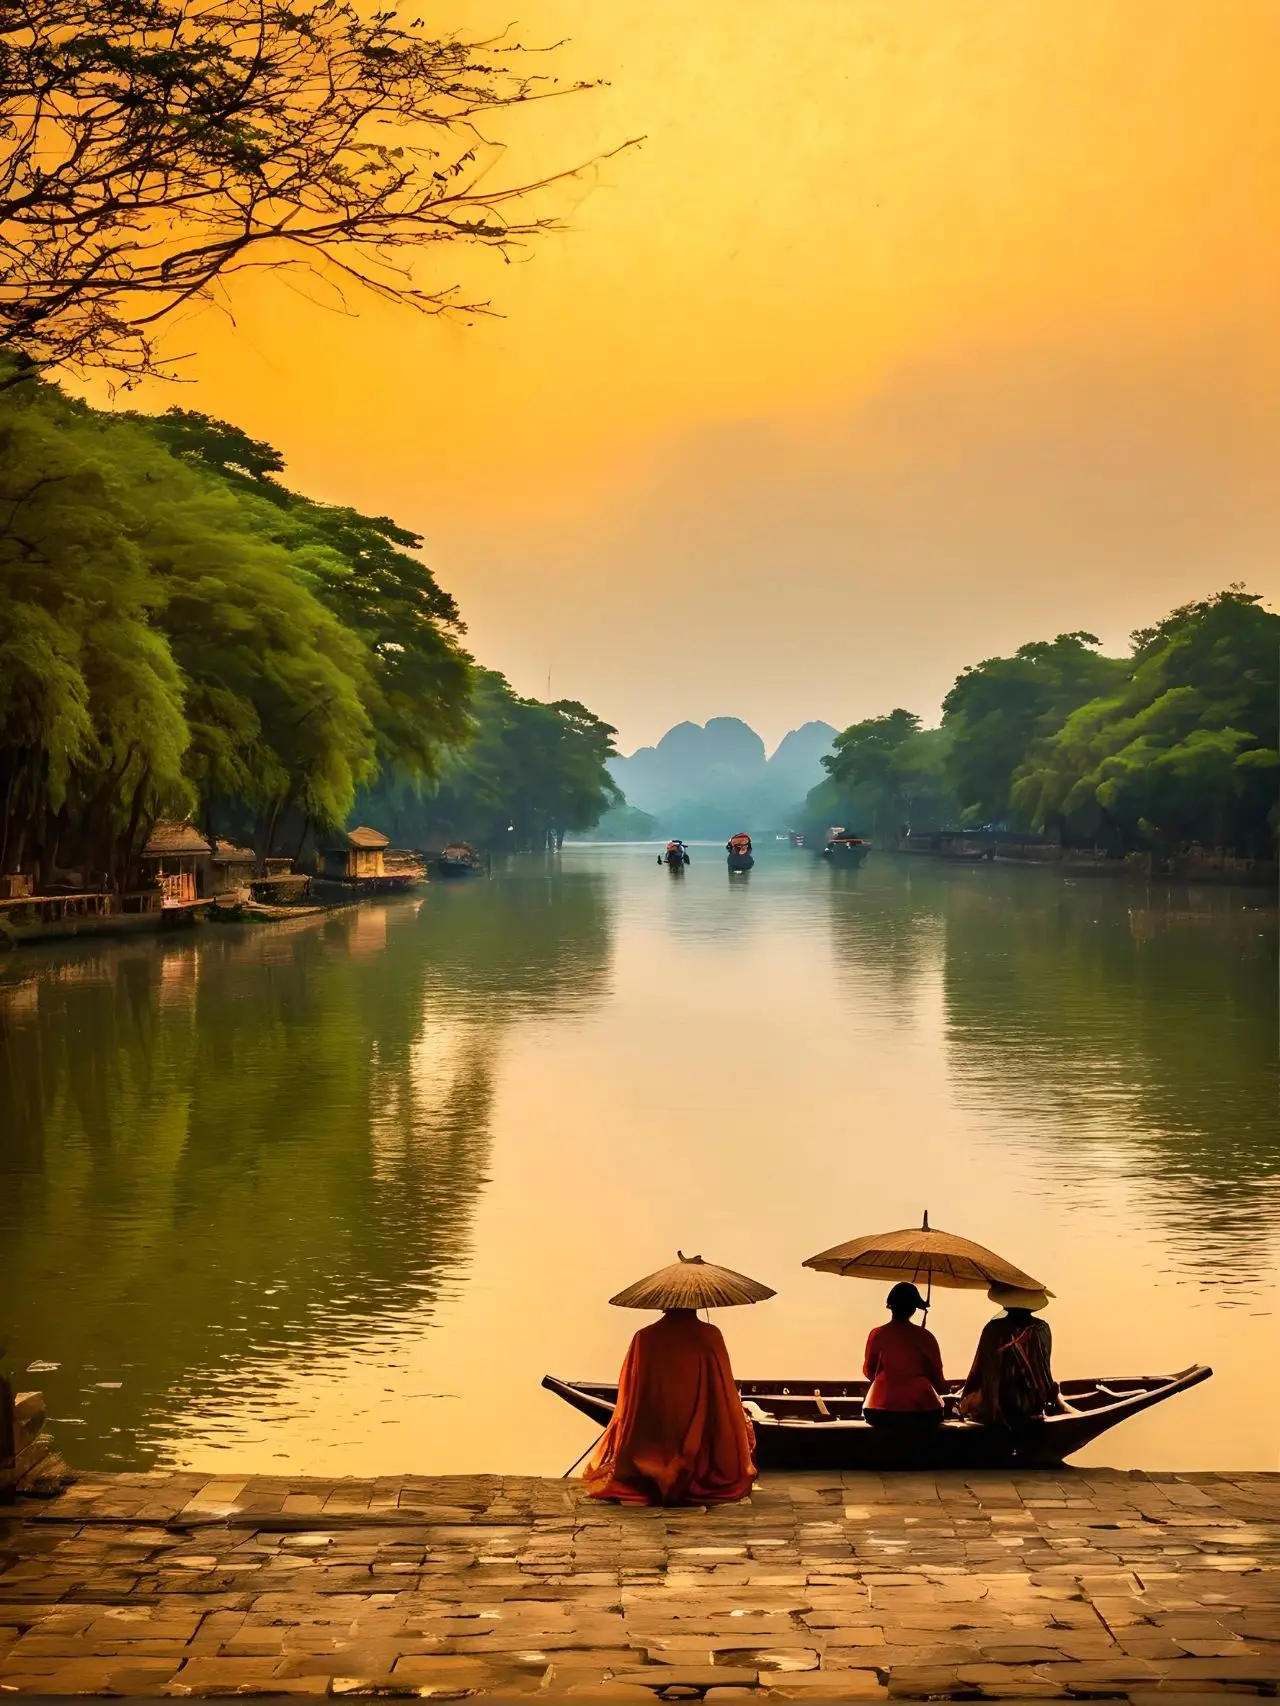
(823, 862, 944, 1019)
(3, 850, 1277, 1476)
(936, 871, 1280, 1285)
(0, 867, 611, 1467)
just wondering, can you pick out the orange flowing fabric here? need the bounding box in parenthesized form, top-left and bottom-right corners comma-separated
(583, 1311, 756, 1505)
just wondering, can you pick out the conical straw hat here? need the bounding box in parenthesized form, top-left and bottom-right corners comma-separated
(804, 1212, 1050, 1294)
(609, 1251, 776, 1310)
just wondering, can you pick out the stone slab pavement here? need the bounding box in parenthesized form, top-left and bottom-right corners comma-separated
(1, 1468, 1278, 1699)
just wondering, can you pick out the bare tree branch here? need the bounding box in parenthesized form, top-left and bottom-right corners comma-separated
(0, 0, 639, 378)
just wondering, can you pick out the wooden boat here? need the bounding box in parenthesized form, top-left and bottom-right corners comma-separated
(660, 841, 691, 870)
(312, 873, 421, 899)
(726, 836, 754, 872)
(542, 1366, 1212, 1469)
(435, 843, 481, 878)
(823, 832, 869, 865)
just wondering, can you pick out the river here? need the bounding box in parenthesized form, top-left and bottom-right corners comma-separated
(1, 845, 1276, 1477)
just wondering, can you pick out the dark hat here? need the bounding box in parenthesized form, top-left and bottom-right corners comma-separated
(886, 1281, 928, 1314)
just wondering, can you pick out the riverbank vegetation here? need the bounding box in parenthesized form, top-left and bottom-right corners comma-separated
(807, 590, 1279, 857)
(358, 671, 621, 854)
(0, 375, 620, 887)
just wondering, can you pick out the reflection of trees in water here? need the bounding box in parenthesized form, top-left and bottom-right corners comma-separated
(939, 873, 1279, 1282)
(416, 859, 612, 1014)
(0, 870, 611, 1466)
(823, 863, 945, 1019)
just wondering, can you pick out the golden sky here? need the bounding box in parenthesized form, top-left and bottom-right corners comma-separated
(114, 0, 1280, 749)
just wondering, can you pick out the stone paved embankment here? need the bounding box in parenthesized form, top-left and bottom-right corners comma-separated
(2, 1468, 1279, 1698)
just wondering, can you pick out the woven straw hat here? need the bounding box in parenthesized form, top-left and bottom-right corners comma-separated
(988, 1283, 1051, 1312)
(803, 1212, 1049, 1294)
(609, 1251, 776, 1311)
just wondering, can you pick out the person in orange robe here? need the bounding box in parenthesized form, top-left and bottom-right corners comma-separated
(583, 1309, 756, 1505)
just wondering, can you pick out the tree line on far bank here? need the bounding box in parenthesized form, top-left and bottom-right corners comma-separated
(0, 373, 620, 890)
(805, 591, 1279, 859)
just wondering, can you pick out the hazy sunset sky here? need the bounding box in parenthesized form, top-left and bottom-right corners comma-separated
(108, 0, 1279, 751)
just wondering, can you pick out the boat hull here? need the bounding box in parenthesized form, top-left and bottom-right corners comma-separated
(727, 852, 755, 871)
(542, 1366, 1211, 1470)
(823, 843, 869, 866)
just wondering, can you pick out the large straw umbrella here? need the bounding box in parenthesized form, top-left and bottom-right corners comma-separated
(610, 1251, 776, 1310)
(803, 1212, 1050, 1312)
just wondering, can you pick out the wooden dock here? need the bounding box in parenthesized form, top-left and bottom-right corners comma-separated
(1, 1467, 1278, 1697)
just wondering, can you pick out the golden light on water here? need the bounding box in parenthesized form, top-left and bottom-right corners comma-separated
(4, 857, 1274, 1476)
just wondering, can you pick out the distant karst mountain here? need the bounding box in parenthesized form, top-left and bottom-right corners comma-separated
(601, 717, 837, 837)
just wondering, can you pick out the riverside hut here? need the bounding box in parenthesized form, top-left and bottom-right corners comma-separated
(318, 826, 389, 881)
(140, 821, 211, 904)
(205, 838, 256, 898)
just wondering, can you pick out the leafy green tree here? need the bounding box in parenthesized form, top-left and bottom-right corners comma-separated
(135, 409, 475, 841)
(826, 709, 922, 795)
(0, 374, 382, 879)
(0, 372, 626, 885)
(361, 671, 621, 851)
(1012, 590, 1280, 856)
(941, 632, 1125, 825)
(0, 379, 191, 883)
(153, 470, 378, 858)
(806, 710, 956, 839)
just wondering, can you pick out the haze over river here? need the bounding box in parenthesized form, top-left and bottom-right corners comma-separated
(2, 847, 1276, 1476)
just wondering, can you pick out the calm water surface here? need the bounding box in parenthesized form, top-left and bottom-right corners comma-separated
(1, 846, 1276, 1474)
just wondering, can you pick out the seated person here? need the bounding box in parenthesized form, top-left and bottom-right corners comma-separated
(862, 1281, 946, 1433)
(583, 1309, 756, 1506)
(959, 1285, 1059, 1425)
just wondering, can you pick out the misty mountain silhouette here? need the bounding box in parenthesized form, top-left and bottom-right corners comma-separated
(607, 717, 836, 834)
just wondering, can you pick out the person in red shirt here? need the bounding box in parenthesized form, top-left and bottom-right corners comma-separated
(862, 1281, 947, 1437)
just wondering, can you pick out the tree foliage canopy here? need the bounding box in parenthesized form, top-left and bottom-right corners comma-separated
(1011, 590, 1280, 855)
(0, 0, 607, 376)
(940, 631, 1125, 825)
(810, 709, 955, 836)
(362, 669, 621, 853)
(0, 373, 619, 886)
(808, 591, 1278, 858)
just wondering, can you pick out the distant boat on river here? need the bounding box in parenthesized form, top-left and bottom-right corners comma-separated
(822, 829, 869, 865)
(435, 843, 482, 878)
(726, 832, 754, 872)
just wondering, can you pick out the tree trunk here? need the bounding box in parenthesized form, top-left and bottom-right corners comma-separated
(119, 765, 152, 893)
(252, 807, 271, 874)
(263, 789, 294, 863)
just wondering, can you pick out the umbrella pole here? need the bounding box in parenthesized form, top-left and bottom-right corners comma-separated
(562, 1430, 605, 1479)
